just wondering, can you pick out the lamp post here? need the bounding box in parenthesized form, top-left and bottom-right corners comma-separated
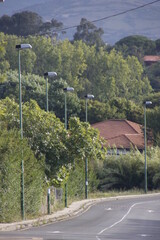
(84, 94, 94, 199)
(63, 87, 74, 207)
(16, 43, 32, 220)
(44, 72, 57, 112)
(144, 101, 152, 194)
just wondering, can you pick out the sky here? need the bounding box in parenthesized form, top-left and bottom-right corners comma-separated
(0, 0, 160, 44)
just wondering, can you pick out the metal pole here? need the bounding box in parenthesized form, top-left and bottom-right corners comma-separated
(18, 50, 25, 220)
(64, 93, 67, 130)
(144, 105, 147, 194)
(64, 92, 67, 207)
(85, 99, 88, 122)
(46, 78, 48, 112)
(85, 99, 88, 199)
(65, 183, 67, 208)
(18, 50, 23, 139)
(47, 188, 51, 214)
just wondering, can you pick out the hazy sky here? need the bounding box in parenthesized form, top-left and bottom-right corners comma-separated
(0, 0, 160, 44)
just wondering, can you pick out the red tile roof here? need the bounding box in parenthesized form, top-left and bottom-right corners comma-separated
(92, 119, 148, 150)
(143, 56, 160, 62)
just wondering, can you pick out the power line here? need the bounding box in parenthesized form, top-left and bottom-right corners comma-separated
(59, 0, 160, 31)
(0, 0, 160, 42)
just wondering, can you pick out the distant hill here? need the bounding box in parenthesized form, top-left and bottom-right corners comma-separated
(1, 0, 160, 44)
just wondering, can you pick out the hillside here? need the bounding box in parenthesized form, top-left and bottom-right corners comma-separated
(0, 0, 160, 44)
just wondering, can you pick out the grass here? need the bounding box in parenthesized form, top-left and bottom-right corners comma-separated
(49, 188, 160, 214)
(88, 189, 145, 199)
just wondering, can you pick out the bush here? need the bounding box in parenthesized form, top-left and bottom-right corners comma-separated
(97, 147, 160, 191)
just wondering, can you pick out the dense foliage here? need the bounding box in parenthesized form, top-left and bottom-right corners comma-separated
(0, 11, 64, 38)
(0, 32, 153, 125)
(98, 148, 160, 191)
(0, 97, 105, 183)
(0, 128, 44, 222)
(73, 18, 105, 48)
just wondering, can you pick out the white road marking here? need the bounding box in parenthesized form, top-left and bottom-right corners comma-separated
(140, 234, 151, 237)
(98, 202, 145, 235)
(96, 236, 101, 240)
(47, 231, 61, 234)
(32, 238, 43, 240)
(147, 209, 154, 213)
(105, 207, 112, 211)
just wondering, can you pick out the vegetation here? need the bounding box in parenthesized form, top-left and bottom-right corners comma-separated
(98, 148, 160, 191)
(73, 18, 105, 48)
(0, 33, 152, 122)
(0, 11, 64, 38)
(0, 128, 44, 222)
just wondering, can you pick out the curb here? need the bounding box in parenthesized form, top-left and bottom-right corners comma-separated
(0, 198, 102, 232)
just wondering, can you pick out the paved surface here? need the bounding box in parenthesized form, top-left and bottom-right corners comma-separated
(0, 198, 105, 231)
(1, 193, 160, 240)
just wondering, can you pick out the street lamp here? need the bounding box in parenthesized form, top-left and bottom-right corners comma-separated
(84, 94, 94, 199)
(144, 101, 152, 194)
(63, 87, 74, 207)
(44, 72, 57, 112)
(16, 43, 32, 220)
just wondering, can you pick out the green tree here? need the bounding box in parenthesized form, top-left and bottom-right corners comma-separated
(39, 18, 65, 40)
(84, 48, 151, 103)
(0, 70, 82, 121)
(67, 117, 106, 164)
(145, 62, 160, 90)
(73, 18, 105, 48)
(49, 78, 81, 121)
(66, 117, 106, 197)
(0, 11, 43, 36)
(109, 98, 143, 123)
(115, 35, 156, 56)
(0, 98, 68, 178)
(79, 99, 110, 124)
(3, 34, 37, 74)
(0, 70, 45, 108)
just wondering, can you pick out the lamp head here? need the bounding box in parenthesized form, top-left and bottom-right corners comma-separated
(144, 101, 152, 106)
(44, 72, 57, 77)
(63, 87, 74, 92)
(85, 94, 94, 99)
(16, 44, 32, 50)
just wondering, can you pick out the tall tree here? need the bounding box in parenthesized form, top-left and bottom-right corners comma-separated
(0, 11, 43, 36)
(73, 18, 105, 48)
(0, 11, 64, 38)
(40, 18, 65, 40)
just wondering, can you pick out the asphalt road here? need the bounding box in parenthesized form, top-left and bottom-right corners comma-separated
(1, 194, 160, 240)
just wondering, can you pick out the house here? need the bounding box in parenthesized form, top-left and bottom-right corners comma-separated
(143, 55, 160, 66)
(92, 119, 152, 155)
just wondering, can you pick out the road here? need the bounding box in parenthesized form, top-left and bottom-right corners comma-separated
(1, 194, 160, 240)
